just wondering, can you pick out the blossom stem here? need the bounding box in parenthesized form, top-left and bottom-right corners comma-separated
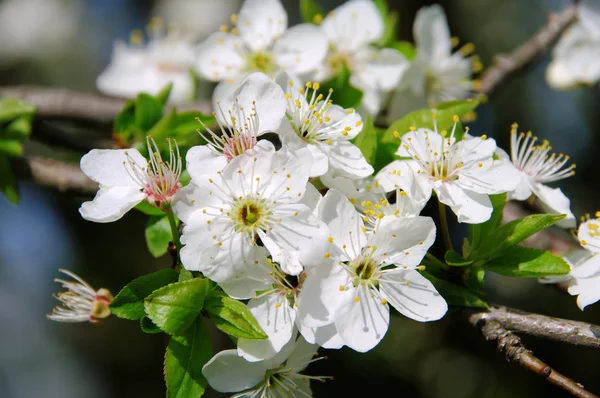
(166, 211, 181, 266)
(438, 201, 453, 252)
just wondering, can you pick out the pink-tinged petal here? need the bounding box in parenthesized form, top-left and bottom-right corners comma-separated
(379, 269, 447, 321)
(335, 285, 389, 352)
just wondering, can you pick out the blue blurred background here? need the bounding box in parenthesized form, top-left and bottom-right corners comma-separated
(1, 0, 599, 397)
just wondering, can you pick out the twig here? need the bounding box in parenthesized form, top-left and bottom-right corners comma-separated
(470, 305, 600, 349)
(0, 86, 212, 122)
(14, 156, 98, 194)
(478, 4, 578, 96)
(468, 311, 597, 398)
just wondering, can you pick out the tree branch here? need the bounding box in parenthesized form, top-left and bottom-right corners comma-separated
(0, 86, 212, 122)
(478, 4, 578, 96)
(468, 310, 598, 398)
(14, 156, 98, 194)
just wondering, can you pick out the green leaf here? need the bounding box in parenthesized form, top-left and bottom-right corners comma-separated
(204, 290, 268, 340)
(135, 94, 163, 131)
(422, 272, 488, 308)
(0, 155, 18, 204)
(444, 250, 473, 267)
(140, 316, 162, 334)
(464, 267, 486, 290)
(470, 213, 566, 262)
(156, 83, 174, 107)
(135, 201, 165, 216)
(468, 193, 507, 256)
(0, 140, 23, 157)
(321, 64, 363, 109)
(178, 270, 194, 282)
(145, 215, 173, 257)
(145, 278, 210, 335)
(299, 0, 324, 24)
(390, 41, 416, 60)
(147, 108, 177, 141)
(171, 111, 214, 147)
(382, 99, 480, 145)
(109, 269, 180, 320)
(352, 115, 378, 165)
(165, 318, 212, 398)
(483, 246, 570, 278)
(0, 99, 36, 123)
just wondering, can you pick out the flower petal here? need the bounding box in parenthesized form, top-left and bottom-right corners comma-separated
(298, 323, 345, 349)
(352, 47, 409, 92)
(327, 141, 374, 179)
(237, 0, 287, 52)
(237, 294, 296, 362)
(79, 187, 146, 223)
(578, 220, 600, 254)
(380, 269, 448, 321)
(434, 181, 492, 224)
(202, 349, 267, 393)
(335, 285, 389, 352)
(185, 145, 228, 181)
(233, 72, 287, 133)
(532, 183, 576, 228)
(321, 0, 384, 52)
(196, 32, 247, 81)
(80, 148, 144, 188)
(414, 4, 451, 61)
(568, 275, 600, 310)
(298, 182, 322, 213)
(374, 215, 436, 267)
(273, 24, 328, 75)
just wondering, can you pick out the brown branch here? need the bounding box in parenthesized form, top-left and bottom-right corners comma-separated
(470, 305, 600, 349)
(14, 156, 98, 194)
(0, 86, 212, 122)
(478, 5, 578, 96)
(468, 310, 598, 398)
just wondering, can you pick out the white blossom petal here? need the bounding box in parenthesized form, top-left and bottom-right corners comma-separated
(237, 0, 287, 52)
(233, 72, 287, 133)
(298, 323, 345, 349)
(374, 216, 436, 267)
(202, 349, 267, 393)
(80, 148, 144, 188)
(273, 24, 328, 75)
(196, 32, 247, 81)
(327, 141, 374, 179)
(79, 187, 146, 223)
(532, 183, 576, 229)
(185, 145, 228, 180)
(321, 0, 384, 52)
(578, 220, 600, 254)
(434, 181, 492, 224)
(414, 4, 451, 61)
(352, 47, 409, 92)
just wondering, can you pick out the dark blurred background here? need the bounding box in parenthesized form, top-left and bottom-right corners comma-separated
(1, 0, 599, 397)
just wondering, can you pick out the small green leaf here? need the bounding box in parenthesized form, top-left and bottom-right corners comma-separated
(109, 269, 180, 320)
(165, 318, 212, 398)
(3, 115, 33, 140)
(351, 115, 378, 165)
(468, 193, 507, 256)
(135, 94, 163, 131)
(483, 246, 570, 278)
(422, 272, 488, 308)
(147, 108, 177, 141)
(204, 290, 268, 340)
(0, 99, 36, 123)
(390, 41, 416, 60)
(145, 278, 210, 335)
(156, 83, 174, 107)
(140, 316, 162, 334)
(178, 270, 194, 282)
(0, 155, 18, 204)
(135, 201, 165, 216)
(171, 111, 214, 147)
(145, 215, 173, 258)
(470, 213, 566, 262)
(299, 0, 324, 24)
(464, 267, 486, 290)
(0, 140, 23, 157)
(444, 250, 473, 267)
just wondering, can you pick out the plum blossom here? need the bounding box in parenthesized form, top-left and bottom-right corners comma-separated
(316, 0, 408, 115)
(187, 72, 286, 177)
(196, 0, 328, 109)
(203, 333, 329, 397)
(389, 5, 477, 120)
(47, 269, 113, 324)
(503, 123, 576, 228)
(298, 189, 447, 353)
(379, 118, 520, 224)
(277, 80, 373, 178)
(79, 137, 182, 223)
(172, 141, 329, 283)
(546, 0, 600, 89)
(97, 19, 196, 103)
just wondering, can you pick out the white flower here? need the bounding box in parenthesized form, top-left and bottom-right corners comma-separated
(187, 72, 286, 177)
(317, 0, 408, 115)
(503, 124, 576, 228)
(97, 19, 196, 103)
(388, 5, 476, 120)
(277, 80, 373, 178)
(79, 137, 182, 223)
(543, 218, 600, 310)
(172, 142, 329, 283)
(196, 0, 328, 108)
(380, 119, 520, 224)
(47, 269, 113, 323)
(298, 189, 447, 353)
(546, 0, 600, 89)
(203, 333, 329, 397)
